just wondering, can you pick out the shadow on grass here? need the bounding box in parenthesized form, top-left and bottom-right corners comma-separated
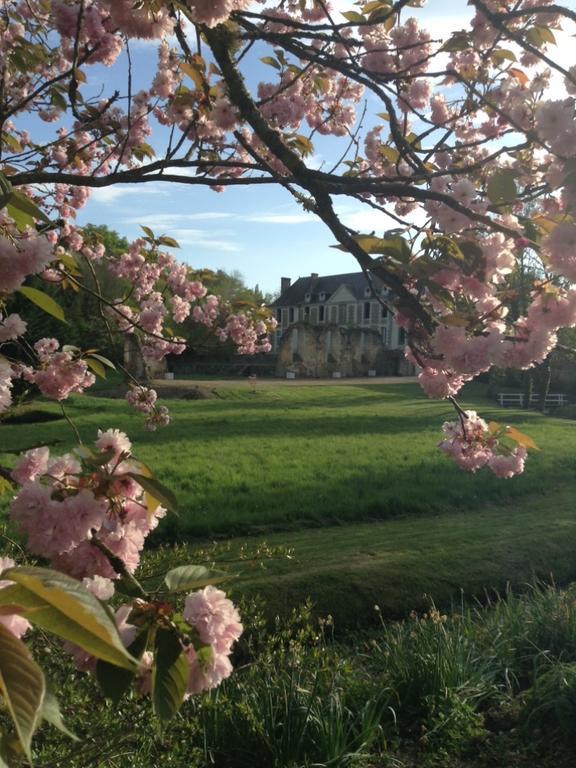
(152, 450, 566, 540)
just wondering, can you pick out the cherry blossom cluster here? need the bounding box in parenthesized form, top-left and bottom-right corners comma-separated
(21, 338, 95, 401)
(0, 313, 27, 343)
(0, 231, 54, 294)
(100, 238, 276, 359)
(411, 265, 576, 402)
(126, 385, 171, 431)
(66, 585, 243, 697)
(9, 430, 166, 583)
(183, 585, 243, 694)
(438, 411, 527, 478)
(217, 315, 275, 354)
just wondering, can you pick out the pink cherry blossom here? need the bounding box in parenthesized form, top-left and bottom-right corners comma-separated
(11, 446, 50, 485)
(488, 448, 527, 479)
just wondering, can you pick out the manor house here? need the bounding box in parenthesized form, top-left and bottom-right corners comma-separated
(270, 272, 412, 377)
(271, 271, 406, 351)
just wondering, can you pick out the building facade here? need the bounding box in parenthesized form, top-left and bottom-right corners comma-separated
(270, 271, 406, 353)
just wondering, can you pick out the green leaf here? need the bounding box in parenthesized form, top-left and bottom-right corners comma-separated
(441, 32, 470, 52)
(180, 61, 205, 90)
(424, 235, 464, 261)
(96, 631, 147, 704)
(341, 10, 365, 22)
(260, 56, 281, 69)
(164, 565, 228, 593)
(486, 169, 517, 205)
(157, 235, 180, 248)
(133, 142, 155, 160)
(152, 629, 188, 724)
(140, 225, 155, 239)
(87, 353, 116, 370)
(331, 234, 411, 261)
(362, 0, 391, 12)
(0, 568, 137, 671)
(127, 473, 178, 514)
(85, 357, 106, 379)
(491, 48, 517, 64)
(0, 173, 13, 208)
(58, 252, 78, 271)
(0, 623, 45, 763)
(526, 25, 556, 47)
(1, 133, 23, 154)
(379, 145, 399, 164)
(441, 313, 471, 327)
(41, 688, 77, 741)
(0, 477, 13, 497)
(18, 286, 66, 324)
(7, 190, 50, 226)
(291, 134, 314, 158)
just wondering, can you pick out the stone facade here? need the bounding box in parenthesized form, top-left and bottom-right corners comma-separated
(276, 323, 389, 378)
(271, 271, 413, 377)
(123, 335, 166, 380)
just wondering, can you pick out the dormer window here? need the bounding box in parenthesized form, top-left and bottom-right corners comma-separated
(305, 292, 311, 302)
(319, 292, 327, 302)
(364, 287, 372, 297)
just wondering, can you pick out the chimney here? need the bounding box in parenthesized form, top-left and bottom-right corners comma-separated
(280, 277, 291, 294)
(311, 273, 319, 280)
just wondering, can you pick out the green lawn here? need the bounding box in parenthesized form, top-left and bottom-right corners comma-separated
(2, 382, 576, 625)
(2, 382, 575, 539)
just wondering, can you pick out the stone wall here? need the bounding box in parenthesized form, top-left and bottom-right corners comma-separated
(123, 335, 167, 380)
(276, 322, 391, 377)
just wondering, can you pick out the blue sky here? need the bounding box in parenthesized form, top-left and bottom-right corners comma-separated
(68, 2, 478, 294)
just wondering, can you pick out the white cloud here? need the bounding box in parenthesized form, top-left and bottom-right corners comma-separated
(245, 213, 317, 224)
(336, 202, 426, 233)
(169, 227, 242, 251)
(124, 211, 235, 227)
(90, 185, 168, 205)
(122, 210, 318, 227)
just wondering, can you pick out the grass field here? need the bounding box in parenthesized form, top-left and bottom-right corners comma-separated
(2, 381, 576, 625)
(2, 382, 575, 539)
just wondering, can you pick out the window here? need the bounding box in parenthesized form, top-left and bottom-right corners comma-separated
(363, 301, 371, 320)
(276, 308, 282, 322)
(319, 292, 326, 302)
(381, 305, 388, 319)
(364, 287, 371, 297)
(347, 304, 355, 324)
(289, 307, 295, 323)
(305, 292, 311, 303)
(381, 328, 388, 345)
(304, 306, 310, 321)
(399, 328, 406, 345)
(319, 305, 325, 322)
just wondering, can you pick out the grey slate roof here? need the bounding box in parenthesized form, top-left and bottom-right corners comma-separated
(271, 272, 385, 307)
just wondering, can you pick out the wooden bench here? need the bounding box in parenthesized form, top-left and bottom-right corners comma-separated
(497, 393, 524, 407)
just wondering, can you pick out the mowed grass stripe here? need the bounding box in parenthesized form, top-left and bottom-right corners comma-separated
(145, 487, 576, 627)
(1, 382, 575, 538)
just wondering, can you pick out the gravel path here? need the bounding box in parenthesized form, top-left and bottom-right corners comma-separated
(152, 376, 417, 389)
